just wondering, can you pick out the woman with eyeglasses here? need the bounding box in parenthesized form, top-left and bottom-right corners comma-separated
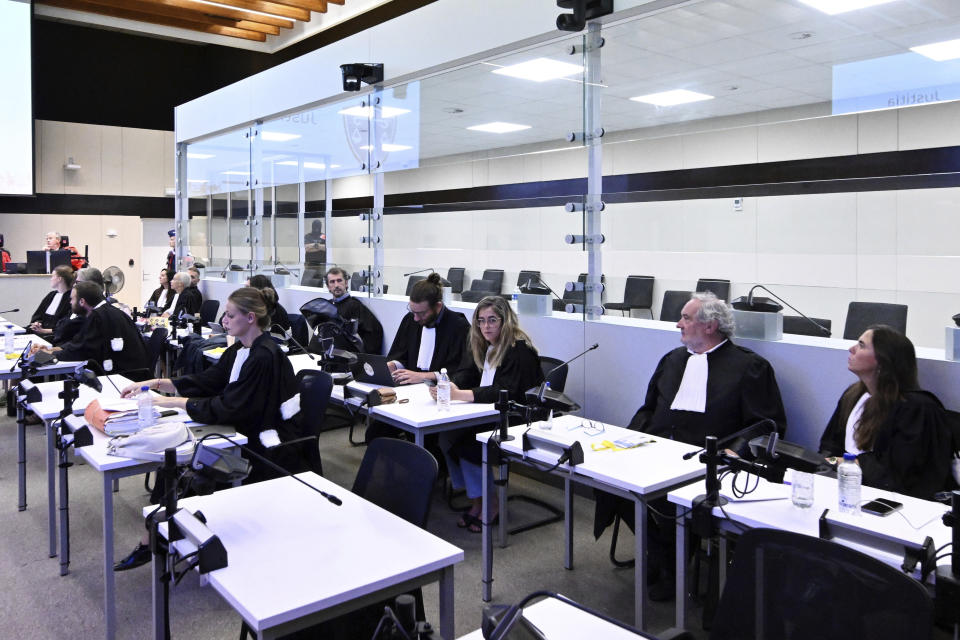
(432, 296, 544, 532)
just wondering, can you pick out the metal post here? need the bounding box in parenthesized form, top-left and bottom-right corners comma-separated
(325, 178, 333, 268)
(584, 22, 604, 321)
(174, 143, 189, 272)
(251, 122, 264, 276)
(371, 89, 385, 296)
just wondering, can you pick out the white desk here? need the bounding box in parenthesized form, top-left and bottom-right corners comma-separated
(457, 595, 651, 639)
(0, 314, 27, 334)
(479, 415, 705, 631)
(667, 473, 950, 631)
(153, 473, 463, 639)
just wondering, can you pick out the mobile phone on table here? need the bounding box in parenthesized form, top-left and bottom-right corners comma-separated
(861, 497, 903, 516)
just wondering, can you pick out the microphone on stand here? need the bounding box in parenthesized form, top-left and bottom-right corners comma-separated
(525, 343, 598, 413)
(0, 308, 20, 314)
(538, 343, 598, 402)
(682, 418, 778, 460)
(272, 324, 315, 361)
(521, 274, 562, 301)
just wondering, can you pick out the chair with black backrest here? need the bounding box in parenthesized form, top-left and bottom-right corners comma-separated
(294, 370, 333, 476)
(350, 271, 365, 291)
(460, 279, 498, 303)
(405, 274, 426, 296)
(199, 299, 219, 324)
(782, 315, 832, 337)
(695, 278, 730, 302)
(843, 301, 908, 339)
(447, 267, 465, 295)
(481, 269, 505, 294)
(553, 273, 606, 311)
(300, 268, 323, 287)
(287, 313, 310, 350)
(707, 528, 933, 640)
(605, 275, 655, 318)
(517, 270, 541, 291)
(660, 290, 691, 322)
(539, 355, 568, 392)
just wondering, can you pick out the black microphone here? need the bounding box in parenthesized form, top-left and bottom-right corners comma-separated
(539, 343, 598, 400)
(735, 284, 830, 337)
(272, 323, 315, 361)
(682, 417, 778, 460)
(191, 433, 342, 506)
(402, 267, 434, 277)
(71, 363, 102, 393)
(10, 340, 31, 373)
(0, 308, 20, 314)
(218, 261, 233, 278)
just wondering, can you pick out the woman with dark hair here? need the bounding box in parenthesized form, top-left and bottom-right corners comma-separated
(145, 268, 172, 314)
(432, 296, 544, 532)
(28, 264, 74, 336)
(247, 273, 290, 331)
(819, 324, 952, 499)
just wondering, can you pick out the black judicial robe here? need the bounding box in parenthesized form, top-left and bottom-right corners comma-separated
(147, 286, 173, 313)
(332, 295, 384, 354)
(452, 340, 543, 404)
(169, 286, 203, 318)
(58, 303, 149, 373)
(51, 313, 87, 346)
(30, 289, 71, 329)
(594, 340, 786, 540)
(629, 340, 787, 446)
(387, 307, 469, 373)
(819, 389, 952, 499)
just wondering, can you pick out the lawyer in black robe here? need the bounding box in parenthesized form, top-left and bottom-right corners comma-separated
(30, 289, 71, 331)
(57, 300, 150, 374)
(820, 390, 951, 499)
(387, 307, 470, 374)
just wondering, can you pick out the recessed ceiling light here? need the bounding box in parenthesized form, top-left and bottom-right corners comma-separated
(911, 38, 960, 61)
(337, 105, 411, 118)
(797, 0, 897, 15)
(260, 132, 301, 142)
(359, 144, 412, 152)
(276, 161, 340, 169)
(186, 153, 214, 159)
(466, 122, 532, 134)
(492, 57, 584, 82)
(630, 89, 714, 106)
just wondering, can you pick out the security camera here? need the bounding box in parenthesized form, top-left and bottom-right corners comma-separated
(556, 0, 613, 32)
(339, 63, 384, 92)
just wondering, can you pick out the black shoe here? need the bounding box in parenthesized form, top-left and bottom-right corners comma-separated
(113, 543, 151, 572)
(649, 572, 676, 602)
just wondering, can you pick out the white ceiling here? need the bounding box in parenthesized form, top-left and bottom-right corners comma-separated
(414, 0, 960, 159)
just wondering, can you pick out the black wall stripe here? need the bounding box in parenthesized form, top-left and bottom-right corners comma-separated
(5, 145, 960, 218)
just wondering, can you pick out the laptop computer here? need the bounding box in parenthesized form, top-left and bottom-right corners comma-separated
(352, 353, 396, 386)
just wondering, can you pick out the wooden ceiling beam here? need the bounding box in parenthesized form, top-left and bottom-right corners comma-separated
(61, 0, 281, 34)
(38, 0, 267, 41)
(201, 0, 310, 21)
(261, 0, 327, 12)
(141, 0, 295, 29)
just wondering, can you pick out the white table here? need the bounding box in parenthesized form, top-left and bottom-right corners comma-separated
(667, 473, 950, 631)
(457, 595, 651, 639)
(151, 473, 464, 639)
(290, 353, 500, 447)
(479, 415, 705, 631)
(0, 314, 27, 334)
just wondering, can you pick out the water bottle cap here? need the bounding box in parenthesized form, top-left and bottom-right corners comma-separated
(141, 385, 149, 391)
(440, 368, 447, 373)
(5, 324, 11, 328)
(544, 381, 551, 389)
(842, 453, 857, 462)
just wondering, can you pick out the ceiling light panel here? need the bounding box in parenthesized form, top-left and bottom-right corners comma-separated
(911, 38, 960, 61)
(491, 57, 584, 82)
(260, 132, 301, 142)
(467, 122, 533, 133)
(630, 89, 715, 106)
(797, 0, 898, 15)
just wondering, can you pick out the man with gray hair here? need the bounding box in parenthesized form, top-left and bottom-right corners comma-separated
(594, 292, 786, 599)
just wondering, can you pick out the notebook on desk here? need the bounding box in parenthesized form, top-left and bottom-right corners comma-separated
(352, 353, 396, 387)
(189, 425, 238, 440)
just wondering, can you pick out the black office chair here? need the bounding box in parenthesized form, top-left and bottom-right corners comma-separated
(695, 278, 730, 302)
(300, 268, 324, 287)
(605, 275, 654, 318)
(350, 271, 365, 291)
(539, 355, 568, 392)
(294, 370, 333, 475)
(708, 528, 933, 640)
(199, 299, 219, 324)
(517, 270, 541, 291)
(287, 313, 310, 349)
(481, 269, 505, 294)
(405, 275, 426, 296)
(145, 327, 168, 373)
(843, 301, 908, 339)
(782, 315, 832, 337)
(553, 273, 606, 312)
(353, 437, 439, 528)
(461, 279, 499, 303)
(660, 290, 691, 322)
(447, 267, 465, 295)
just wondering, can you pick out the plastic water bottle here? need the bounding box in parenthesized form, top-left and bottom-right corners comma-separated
(3, 324, 12, 355)
(837, 453, 862, 515)
(137, 385, 154, 430)
(437, 368, 451, 412)
(511, 286, 520, 303)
